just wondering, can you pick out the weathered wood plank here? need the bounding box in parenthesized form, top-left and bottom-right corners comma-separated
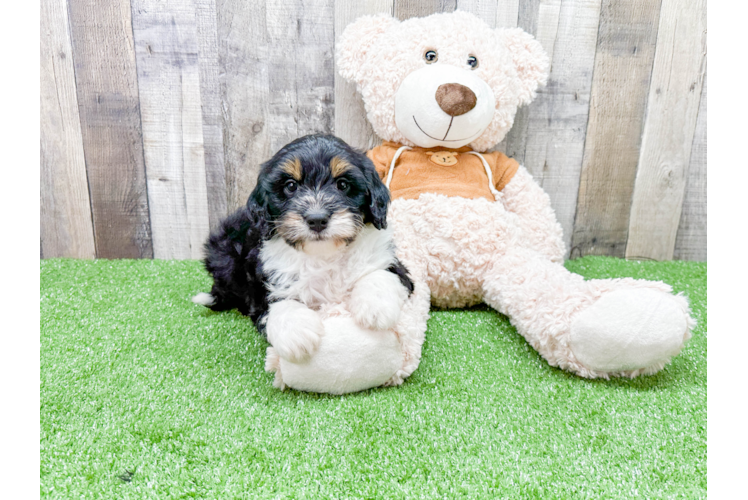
(456, 0, 497, 26)
(674, 69, 707, 261)
(455, 0, 496, 27)
(394, 0, 456, 20)
(494, 0, 519, 29)
(67, 0, 153, 258)
(46, 0, 707, 261)
(216, 0, 267, 211)
(218, 0, 335, 211)
(625, 0, 706, 261)
(333, 0, 394, 151)
(196, 0, 228, 232)
(131, 0, 211, 259)
(40, 0, 95, 259)
(494, 0, 560, 156)
(504, 0, 601, 256)
(532, 0, 562, 75)
(482, 2, 525, 160)
(456, 0, 519, 28)
(570, 0, 662, 258)
(265, 2, 336, 166)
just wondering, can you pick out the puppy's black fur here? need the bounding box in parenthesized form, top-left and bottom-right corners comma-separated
(200, 134, 413, 334)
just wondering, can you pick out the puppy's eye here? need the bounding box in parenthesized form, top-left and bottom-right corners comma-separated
(467, 55, 479, 69)
(336, 179, 350, 192)
(283, 180, 298, 195)
(424, 50, 438, 64)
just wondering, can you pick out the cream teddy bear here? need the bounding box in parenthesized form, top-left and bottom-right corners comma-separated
(334, 10, 695, 380)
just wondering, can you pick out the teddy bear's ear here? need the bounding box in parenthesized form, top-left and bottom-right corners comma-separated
(337, 13, 399, 85)
(499, 28, 550, 106)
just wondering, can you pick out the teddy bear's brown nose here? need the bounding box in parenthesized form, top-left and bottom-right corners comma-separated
(435, 83, 478, 116)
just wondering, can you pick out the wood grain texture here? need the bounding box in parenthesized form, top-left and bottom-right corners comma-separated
(626, 0, 706, 261)
(454, 0, 498, 27)
(456, 0, 497, 27)
(44, 0, 707, 261)
(503, 0, 601, 256)
(394, 0, 456, 20)
(674, 69, 707, 261)
(196, 0, 228, 232)
(67, 0, 153, 258)
(41, 0, 95, 259)
(218, 0, 335, 211)
(455, 0, 518, 28)
(216, 0, 267, 211)
(131, 0, 211, 259)
(494, 0, 519, 28)
(494, 0, 559, 156)
(333, 0, 394, 151)
(570, 0, 662, 258)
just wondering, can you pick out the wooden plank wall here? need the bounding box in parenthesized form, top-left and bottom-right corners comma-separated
(40, 0, 96, 259)
(40, 0, 707, 261)
(66, 0, 154, 259)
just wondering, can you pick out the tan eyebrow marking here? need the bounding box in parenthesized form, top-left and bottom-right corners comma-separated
(330, 156, 352, 177)
(280, 158, 302, 180)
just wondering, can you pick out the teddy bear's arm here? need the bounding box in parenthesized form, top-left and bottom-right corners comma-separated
(500, 166, 566, 263)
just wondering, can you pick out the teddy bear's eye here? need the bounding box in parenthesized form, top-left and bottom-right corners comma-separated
(424, 50, 438, 64)
(467, 55, 479, 69)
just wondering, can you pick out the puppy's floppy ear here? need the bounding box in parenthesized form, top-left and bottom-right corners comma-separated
(363, 162, 390, 230)
(498, 27, 550, 106)
(245, 183, 271, 238)
(336, 13, 399, 87)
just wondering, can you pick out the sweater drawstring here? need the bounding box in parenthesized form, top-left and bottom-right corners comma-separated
(385, 145, 412, 189)
(467, 151, 502, 201)
(386, 147, 500, 202)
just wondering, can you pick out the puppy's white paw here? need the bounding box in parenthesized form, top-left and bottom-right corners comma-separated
(265, 300, 324, 363)
(349, 270, 409, 330)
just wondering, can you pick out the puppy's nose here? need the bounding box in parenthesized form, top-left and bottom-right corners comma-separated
(304, 211, 330, 233)
(435, 83, 477, 116)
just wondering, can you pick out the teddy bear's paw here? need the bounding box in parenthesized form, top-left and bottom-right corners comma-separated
(265, 300, 325, 363)
(569, 289, 694, 375)
(264, 347, 286, 390)
(349, 271, 409, 331)
(382, 371, 406, 387)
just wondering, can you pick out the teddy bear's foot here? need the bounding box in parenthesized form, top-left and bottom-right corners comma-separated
(264, 347, 286, 390)
(569, 289, 694, 376)
(265, 317, 403, 395)
(382, 370, 406, 387)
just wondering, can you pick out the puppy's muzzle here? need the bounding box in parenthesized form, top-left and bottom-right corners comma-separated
(304, 210, 330, 233)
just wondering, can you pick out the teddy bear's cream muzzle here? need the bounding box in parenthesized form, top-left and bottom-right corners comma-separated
(394, 64, 495, 149)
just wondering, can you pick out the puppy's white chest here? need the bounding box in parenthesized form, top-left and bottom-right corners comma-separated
(259, 227, 397, 310)
(260, 239, 356, 308)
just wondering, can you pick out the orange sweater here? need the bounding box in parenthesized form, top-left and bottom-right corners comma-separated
(367, 142, 519, 202)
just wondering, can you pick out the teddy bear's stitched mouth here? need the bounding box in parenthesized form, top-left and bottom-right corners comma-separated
(412, 116, 481, 143)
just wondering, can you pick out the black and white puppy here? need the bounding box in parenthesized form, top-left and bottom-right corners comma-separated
(193, 134, 413, 363)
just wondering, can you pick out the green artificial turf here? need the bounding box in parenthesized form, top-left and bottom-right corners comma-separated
(40, 257, 706, 499)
